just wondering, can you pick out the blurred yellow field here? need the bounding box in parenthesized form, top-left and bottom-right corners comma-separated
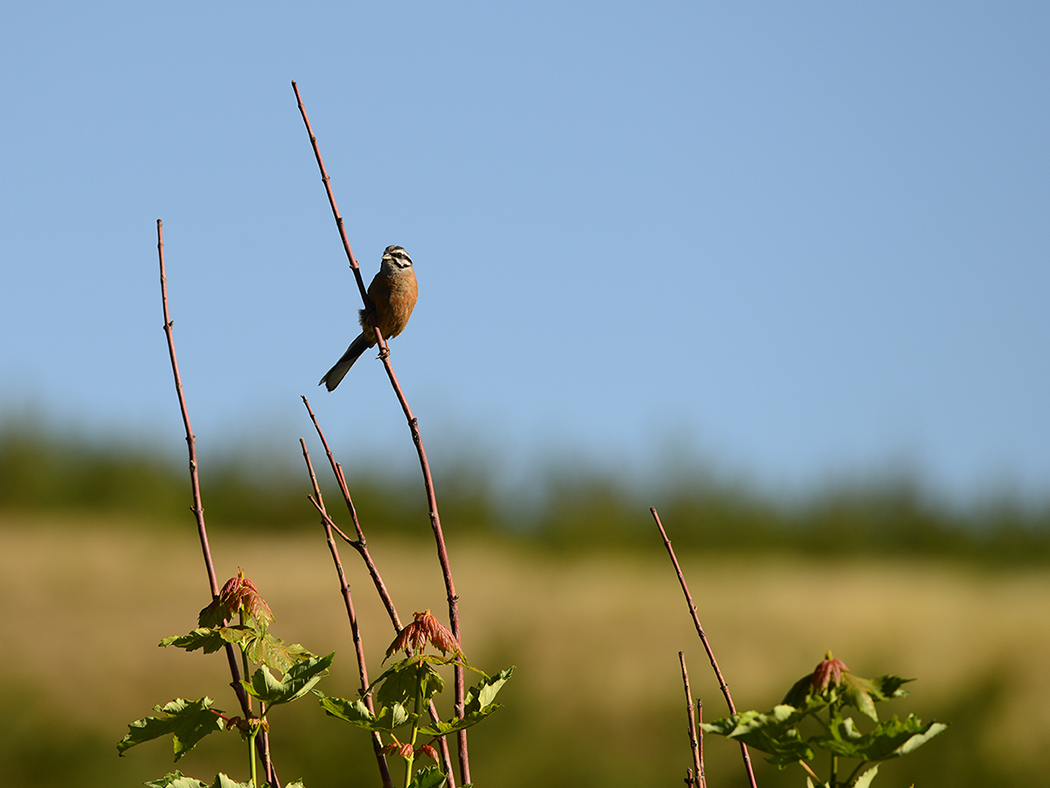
(3, 514, 1048, 786)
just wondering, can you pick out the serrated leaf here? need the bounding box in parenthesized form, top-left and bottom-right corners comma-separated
(210, 775, 253, 788)
(408, 765, 448, 788)
(374, 658, 445, 709)
(783, 665, 913, 723)
(245, 634, 314, 674)
(814, 714, 947, 761)
(144, 772, 207, 788)
(417, 704, 503, 737)
(842, 674, 913, 722)
(464, 666, 514, 712)
(852, 763, 879, 788)
(118, 698, 225, 761)
(160, 627, 251, 654)
(702, 705, 813, 766)
(315, 691, 411, 733)
(243, 653, 333, 707)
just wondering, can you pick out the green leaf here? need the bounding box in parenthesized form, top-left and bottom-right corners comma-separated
(146, 771, 253, 788)
(842, 674, 913, 722)
(417, 705, 502, 737)
(144, 773, 206, 788)
(408, 765, 448, 788)
(852, 763, 879, 788)
(373, 658, 445, 708)
(245, 634, 314, 674)
(160, 627, 253, 654)
(814, 714, 947, 761)
(464, 666, 514, 713)
(210, 775, 253, 788)
(702, 705, 813, 767)
(415, 668, 514, 736)
(783, 667, 913, 723)
(243, 653, 333, 707)
(118, 698, 225, 761)
(315, 691, 411, 733)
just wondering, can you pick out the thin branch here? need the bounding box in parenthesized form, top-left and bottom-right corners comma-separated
(292, 80, 470, 784)
(300, 440, 393, 788)
(679, 652, 705, 788)
(799, 759, 821, 782)
(696, 698, 705, 788)
(653, 507, 757, 788)
(302, 396, 401, 631)
(301, 398, 456, 783)
(156, 219, 278, 788)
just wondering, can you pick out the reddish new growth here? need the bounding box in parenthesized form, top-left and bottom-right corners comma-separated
(199, 568, 275, 628)
(381, 740, 438, 762)
(810, 651, 850, 692)
(382, 741, 415, 759)
(385, 609, 462, 660)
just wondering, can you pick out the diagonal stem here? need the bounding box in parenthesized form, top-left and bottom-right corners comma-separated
(156, 219, 278, 788)
(292, 81, 469, 784)
(300, 439, 394, 788)
(301, 398, 457, 783)
(652, 507, 757, 788)
(679, 651, 705, 788)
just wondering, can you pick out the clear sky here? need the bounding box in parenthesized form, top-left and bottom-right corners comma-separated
(2, 3, 1048, 504)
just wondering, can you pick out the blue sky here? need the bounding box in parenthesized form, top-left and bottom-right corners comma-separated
(2, 2, 1048, 504)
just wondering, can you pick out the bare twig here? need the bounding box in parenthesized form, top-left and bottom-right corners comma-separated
(302, 396, 402, 630)
(679, 652, 705, 788)
(292, 81, 470, 784)
(301, 398, 456, 783)
(156, 220, 278, 788)
(653, 507, 757, 788)
(300, 440, 394, 788)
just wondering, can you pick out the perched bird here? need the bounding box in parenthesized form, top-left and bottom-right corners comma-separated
(319, 245, 418, 391)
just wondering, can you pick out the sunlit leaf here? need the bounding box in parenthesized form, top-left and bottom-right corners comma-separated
(144, 772, 207, 788)
(814, 714, 947, 761)
(374, 659, 445, 708)
(118, 698, 225, 761)
(243, 653, 333, 707)
(702, 705, 813, 766)
(245, 634, 314, 674)
(315, 691, 411, 733)
(464, 666, 514, 712)
(160, 627, 254, 654)
(853, 763, 880, 788)
(408, 765, 448, 788)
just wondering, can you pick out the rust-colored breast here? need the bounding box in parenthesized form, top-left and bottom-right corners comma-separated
(361, 267, 418, 341)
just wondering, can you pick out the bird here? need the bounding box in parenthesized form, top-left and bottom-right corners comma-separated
(319, 245, 418, 391)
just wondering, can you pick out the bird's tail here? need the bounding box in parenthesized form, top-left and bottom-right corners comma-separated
(319, 333, 371, 391)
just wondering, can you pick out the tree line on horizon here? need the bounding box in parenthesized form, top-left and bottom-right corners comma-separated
(2, 422, 1048, 564)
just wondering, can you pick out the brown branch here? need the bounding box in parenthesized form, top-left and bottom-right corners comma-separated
(302, 396, 401, 631)
(300, 440, 393, 788)
(291, 81, 469, 784)
(156, 220, 278, 788)
(301, 398, 456, 783)
(679, 652, 705, 788)
(653, 507, 757, 788)
(290, 83, 369, 306)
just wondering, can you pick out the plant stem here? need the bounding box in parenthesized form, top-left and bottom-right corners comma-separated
(404, 679, 424, 788)
(798, 760, 821, 782)
(249, 724, 259, 788)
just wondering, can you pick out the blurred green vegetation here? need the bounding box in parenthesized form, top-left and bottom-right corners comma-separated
(0, 666, 1031, 788)
(2, 420, 1049, 563)
(3, 419, 1049, 788)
